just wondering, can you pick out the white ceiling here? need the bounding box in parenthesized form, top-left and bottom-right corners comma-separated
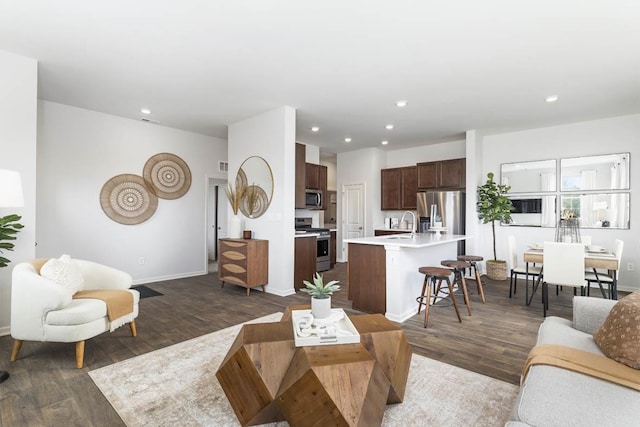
(1, 1, 639, 154)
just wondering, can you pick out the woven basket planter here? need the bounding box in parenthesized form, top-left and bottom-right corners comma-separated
(486, 260, 508, 281)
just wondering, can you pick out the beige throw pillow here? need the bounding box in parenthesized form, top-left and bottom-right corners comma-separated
(593, 291, 640, 369)
(40, 254, 85, 295)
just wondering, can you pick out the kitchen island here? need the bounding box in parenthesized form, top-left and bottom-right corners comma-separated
(344, 233, 468, 322)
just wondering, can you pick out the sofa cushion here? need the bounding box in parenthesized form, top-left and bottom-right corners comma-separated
(537, 316, 604, 356)
(40, 254, 85, 295)
(515, 365, 640, 426)
(573, 296, 617, 334)
(593, 291, 640, 369)
(45, 289, 139, 326)
(46, 299, 107, 326)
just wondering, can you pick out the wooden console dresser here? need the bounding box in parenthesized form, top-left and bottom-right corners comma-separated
(218, 238, 268, 295)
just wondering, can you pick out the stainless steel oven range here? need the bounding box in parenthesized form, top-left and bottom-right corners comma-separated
(295, 218, 331, 272)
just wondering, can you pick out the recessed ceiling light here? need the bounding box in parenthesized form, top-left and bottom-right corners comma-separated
(140, 108, 151, 115)
(545, 95, 559, 103)
(381, 140, 389, 145)
(345, 137, 352, 143)
(396, 100, 407, 108)
(311, 126, 320, 132)
(385, 124, 394, 130)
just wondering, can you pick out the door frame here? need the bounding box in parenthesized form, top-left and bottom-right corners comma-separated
(205, 176, 228, 271)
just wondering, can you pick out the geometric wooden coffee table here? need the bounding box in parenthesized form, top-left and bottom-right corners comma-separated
(216, 309, 412, 426)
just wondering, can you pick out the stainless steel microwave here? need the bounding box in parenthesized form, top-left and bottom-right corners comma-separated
(305, 190, 322, 209)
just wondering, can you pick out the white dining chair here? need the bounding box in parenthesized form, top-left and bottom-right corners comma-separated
(507, 235, 541, 299)
(542, 242, 585, 317)
(584, 239, 623, 299)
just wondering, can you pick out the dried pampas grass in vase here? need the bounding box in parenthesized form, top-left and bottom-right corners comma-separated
(224, 183, 246, 216)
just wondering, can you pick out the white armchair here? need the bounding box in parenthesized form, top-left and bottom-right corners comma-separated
(10, 258, 139, 368)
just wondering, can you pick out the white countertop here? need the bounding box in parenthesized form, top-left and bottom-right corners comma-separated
(344, 233, 467, 248)
(374, 228, 412, 232)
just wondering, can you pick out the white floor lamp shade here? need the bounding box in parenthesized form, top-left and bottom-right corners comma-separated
(0, 169, 24, 208)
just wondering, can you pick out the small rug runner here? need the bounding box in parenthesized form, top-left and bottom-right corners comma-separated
(89, 313, 518, 426)
(131, 285, 163, 299)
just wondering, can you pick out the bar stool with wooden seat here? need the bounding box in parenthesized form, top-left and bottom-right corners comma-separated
(416, 266, 461, 328)
(457, 255, 486, 303)
(440, 259, 472, 315)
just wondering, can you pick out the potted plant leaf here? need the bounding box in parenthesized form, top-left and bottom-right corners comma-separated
(476, 172, 513, 280)
(301, 272, 340, 319)
(0, 214, 24, 268)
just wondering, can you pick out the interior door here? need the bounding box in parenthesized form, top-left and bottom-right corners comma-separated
(207, 178, 228, 263)
(343, 183, 364, 259)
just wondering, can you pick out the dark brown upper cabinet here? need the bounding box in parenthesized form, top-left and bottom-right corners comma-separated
(381, 166, 417, 210)
(417, 158, 466, 190)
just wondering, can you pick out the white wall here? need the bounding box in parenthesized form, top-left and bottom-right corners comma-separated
(480, 114, 640, 291)
(0, 51, 38, 333)
(465, 130, 483, 260)
(385, 140, 466, 168)
(336, 148, 386, 261)
(228, 106, 296, 296)
(320, 159, 337, 191)
(36, 101, 227, 283)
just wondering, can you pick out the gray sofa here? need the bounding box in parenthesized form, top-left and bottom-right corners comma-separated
(506, 296, 640, 427)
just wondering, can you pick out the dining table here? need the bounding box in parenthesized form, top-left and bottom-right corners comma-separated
(523, 246, 619, 305)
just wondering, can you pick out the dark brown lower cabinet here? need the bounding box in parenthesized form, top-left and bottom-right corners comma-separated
(294, 236, 316, 290)
(347, 243, 386, 314)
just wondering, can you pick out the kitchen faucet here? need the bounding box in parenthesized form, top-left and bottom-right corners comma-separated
(400, 211, 417, 238)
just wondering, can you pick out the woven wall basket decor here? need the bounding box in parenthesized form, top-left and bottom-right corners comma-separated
(100, 174, 158, 225)
(143, 153, 192, 200)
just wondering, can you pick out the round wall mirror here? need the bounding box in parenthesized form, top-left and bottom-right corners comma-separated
(236, 156, 274, 218)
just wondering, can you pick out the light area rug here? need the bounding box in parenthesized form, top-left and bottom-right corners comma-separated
(89, 313, 519, 427)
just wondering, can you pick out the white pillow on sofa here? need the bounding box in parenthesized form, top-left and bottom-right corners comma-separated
(40, 254, 85, 295)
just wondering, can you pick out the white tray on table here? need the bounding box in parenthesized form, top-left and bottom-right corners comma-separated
(291, 308, 360, 347)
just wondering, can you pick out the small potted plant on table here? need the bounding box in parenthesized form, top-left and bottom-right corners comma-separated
(301, 272, 340, 319)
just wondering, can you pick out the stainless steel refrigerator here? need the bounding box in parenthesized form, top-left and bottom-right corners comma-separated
(417, 190, 465, 255)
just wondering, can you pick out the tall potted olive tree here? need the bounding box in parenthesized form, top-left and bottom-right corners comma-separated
(477, 172, 513, 280)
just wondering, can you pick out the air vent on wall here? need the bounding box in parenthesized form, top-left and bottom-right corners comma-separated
(219, 161, 229, 172)
(140, 117, 160, 124)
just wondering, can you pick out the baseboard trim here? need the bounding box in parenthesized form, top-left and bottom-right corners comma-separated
(132, 270, 207, 285)
(265, 287, 297, 297)
(0, 326, 10, 337)
(384, 308, 416, 323)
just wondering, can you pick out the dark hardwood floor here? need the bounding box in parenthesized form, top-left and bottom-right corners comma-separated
(0, 262, 587, 426)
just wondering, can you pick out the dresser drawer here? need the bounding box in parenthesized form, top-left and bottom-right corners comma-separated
(219, 240, 248, 257)
(219, 263, 248, 286)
